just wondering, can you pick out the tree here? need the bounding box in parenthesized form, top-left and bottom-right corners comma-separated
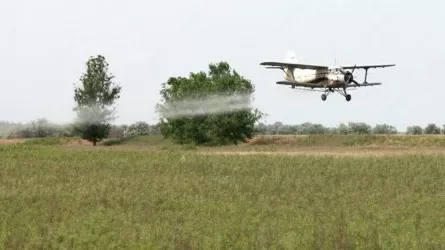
(296, 122, 327, 134)
(348, 122, 372, 134)
(337, 123, 349, 134)
(255, 122, 268, 134)
(406, 125, 423, 135)
(424, 123, 441, 134)
(156, 61, 263, 145)
(373, 124, 398, 134)
(125, 121, 151, 136)
(73, 55, 121, 146)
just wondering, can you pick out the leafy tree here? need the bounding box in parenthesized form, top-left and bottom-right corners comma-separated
(424, 123, 441, 134)
(348, 122, 372, 134)
(373, 124, 398, 134)
(406, 125, 423, 135)
(72, 55, 121, 146)
(326, 127, 338, 134)
(125, 121, 151, 136)
(296, 122, 327, 134)
(270, 121, 284, 135)
(30, 118, 59, 138)
(156, 61, 263, 145)
(337, 123, 349, 134)
(255, 122, 268, 134)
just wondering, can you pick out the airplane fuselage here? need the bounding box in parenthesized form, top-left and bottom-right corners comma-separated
(285, 67, 348, 88)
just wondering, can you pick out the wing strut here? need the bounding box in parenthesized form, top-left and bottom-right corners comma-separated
(364, 68, 368, 83)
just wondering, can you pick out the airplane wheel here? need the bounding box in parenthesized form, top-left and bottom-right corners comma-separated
(346, 94, 351, 101)
(321, 94, 327, 101)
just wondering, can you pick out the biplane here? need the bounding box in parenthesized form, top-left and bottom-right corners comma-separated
(260, 52, 395, 101)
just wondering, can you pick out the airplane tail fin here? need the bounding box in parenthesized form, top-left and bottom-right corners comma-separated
(285, 50, 297, 63)
(284, 51, 297, 81)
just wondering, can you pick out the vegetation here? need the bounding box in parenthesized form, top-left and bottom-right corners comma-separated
(156, 62, 263, 146)
(2, 119, 445, 141)
(1, 143, 445, 249)
(1, 54, 445, 248)
(72, 55, 122, 146)
(0, 56, 442, 142)
(1, 31, 444, 248)
(247, 134, 445, 148)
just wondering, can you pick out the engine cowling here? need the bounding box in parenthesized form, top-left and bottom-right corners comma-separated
(344, 72, 353, 83)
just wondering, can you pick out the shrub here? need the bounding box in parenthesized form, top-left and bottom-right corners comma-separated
(406, 126, 423, 135)
(424, 123, 441, 134)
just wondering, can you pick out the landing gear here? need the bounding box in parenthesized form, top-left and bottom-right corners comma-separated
(320, 88, 334, 101)
(338, 87, 352, 102)
(339, 87, 351, 102)
(321, 87, 352, 102)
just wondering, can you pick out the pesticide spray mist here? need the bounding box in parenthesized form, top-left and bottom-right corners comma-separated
(0, 92, 255, 138)
(159, 92, 254, 119)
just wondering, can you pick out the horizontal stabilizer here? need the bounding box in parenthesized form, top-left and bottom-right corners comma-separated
(359, 82, 382, 86)
(265, 66, 284, 69)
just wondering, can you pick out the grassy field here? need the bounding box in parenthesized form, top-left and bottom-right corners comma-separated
(1, 135, 445, 248)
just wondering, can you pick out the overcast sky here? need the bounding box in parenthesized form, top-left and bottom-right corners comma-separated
(0, 0, 443, 130)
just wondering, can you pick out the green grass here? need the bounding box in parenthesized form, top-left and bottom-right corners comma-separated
(1, 143, 445, 249)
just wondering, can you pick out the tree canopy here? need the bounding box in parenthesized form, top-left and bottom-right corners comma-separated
(156, 61, 263, 145)
(73, 55, 121, 145)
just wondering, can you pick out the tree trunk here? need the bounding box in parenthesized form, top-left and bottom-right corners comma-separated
(93, 139, 97, 146)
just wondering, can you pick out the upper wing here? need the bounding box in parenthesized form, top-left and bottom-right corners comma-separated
(260, 61, 328, 70)
(340, 64, 395, 69)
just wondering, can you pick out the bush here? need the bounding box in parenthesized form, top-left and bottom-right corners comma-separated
(296, 123, 327, 134)
(348, 122, 372, 134)
(373, 124, 398, 134)
(156, 61, 263, 145)
(125, 121, 151, 137)
(336, 123, 349, 134)
(424, 123, 441, 134)
(4, 119, 76, 139)
(406, 125, 423, 135)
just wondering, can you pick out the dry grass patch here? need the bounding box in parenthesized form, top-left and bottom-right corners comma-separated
(0, 139, 24, 144)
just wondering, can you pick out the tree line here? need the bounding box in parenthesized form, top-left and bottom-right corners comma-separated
(1, 119, 444, 140)
(1, 55, 443, 144)
(255, 122, 445, 135)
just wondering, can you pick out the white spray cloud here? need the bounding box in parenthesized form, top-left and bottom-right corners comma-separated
(73, 104, 116, 125)
(159, 92, 254, 119)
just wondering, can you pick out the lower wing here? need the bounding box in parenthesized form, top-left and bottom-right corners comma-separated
(277, 80, 382, 88)
(346, 82, 382, 88)
(276, 81, 325, 88)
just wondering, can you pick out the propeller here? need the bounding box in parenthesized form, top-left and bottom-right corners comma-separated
(340, 65, 360, 86)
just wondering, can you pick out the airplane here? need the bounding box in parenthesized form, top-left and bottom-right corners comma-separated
(260, 52, 395, 101)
